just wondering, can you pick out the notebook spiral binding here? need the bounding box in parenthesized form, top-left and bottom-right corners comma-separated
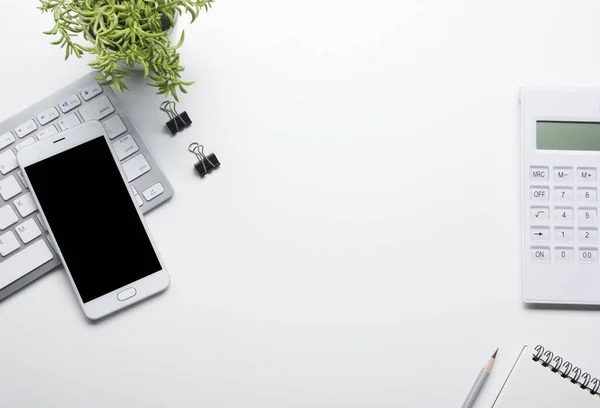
(532, 345, 600, 397)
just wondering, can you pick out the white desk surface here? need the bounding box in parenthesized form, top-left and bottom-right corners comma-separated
(2, 0, 600, 406)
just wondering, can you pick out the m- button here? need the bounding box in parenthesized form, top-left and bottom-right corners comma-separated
(529, 166, 549, 181)
(553, 167, 572, 182)
(530, 187, 549, 202)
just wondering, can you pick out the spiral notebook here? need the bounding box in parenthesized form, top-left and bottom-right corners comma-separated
(492, 345, 600, 407)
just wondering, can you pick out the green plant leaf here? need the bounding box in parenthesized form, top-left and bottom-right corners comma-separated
(40, 0, 210, 99)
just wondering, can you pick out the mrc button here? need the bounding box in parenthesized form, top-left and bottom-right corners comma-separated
(529, 166, 548, 181)
(117, 287, 137, 301)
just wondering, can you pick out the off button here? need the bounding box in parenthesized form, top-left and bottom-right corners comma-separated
(530, 187, 549, 202)
(117, 287, 137, 301)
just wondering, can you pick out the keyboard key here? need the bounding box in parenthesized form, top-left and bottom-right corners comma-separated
(37, 214, 47, 231)
(58, 113, 81, 131)
(37, 107, 59, 126)
(578, 228, 598, 244)
(577, 167, 597, 182)
(0, 205, 18, 230)
(122, 154, 151, 182)
(15, 137, 35, 152)
(529, 166, 548, 181)
(553, 207, 574, 223)
(15, 119, 38, 138)
(17, 170, 28, 188)
(553, 167, 572, 182)
(79, 95, 115, 122)
(530, 226, 549, 243)
(553, 187, 572, 202)
(579, 248, 598, 263)
(37, 125, 59, 140)
(531, 247, 550, 262)
(530, 207, 549, 222)
(143, 182, 164, 201)
(578, 208, 597, 225)
(554, 227, 574, 243)
(0, 132, 15, 150)
(102, 115, 127, 139)
(15, 121, 37, 140)
(0, 149, 18, 174)
(15, 218, 42, 244)
(555, 247, 574, 262)
(0, 175, 22, 200)
(0, 240, 53, 289)
(577, 188, 597, 203)
(80, 83, 103, 101)
(530, 187, 549, 202)
(112, 134, 139, 161)
(13, 192, 37, 217)
(58, 94, 81, 113)
(0, 231, 20, 256)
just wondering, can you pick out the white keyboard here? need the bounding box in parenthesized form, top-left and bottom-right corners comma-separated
(0, 72, 173, 300)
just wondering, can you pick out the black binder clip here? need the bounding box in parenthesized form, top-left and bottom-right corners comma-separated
(189, 142, 220, 176)
(160, 101, 192, 134)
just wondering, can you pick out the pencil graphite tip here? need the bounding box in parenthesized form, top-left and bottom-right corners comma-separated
(492, 348, 499, 359)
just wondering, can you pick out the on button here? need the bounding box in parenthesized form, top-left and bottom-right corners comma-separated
(117, 287, 137, 301)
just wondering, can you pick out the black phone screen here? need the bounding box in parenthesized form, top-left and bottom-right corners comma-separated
(25, 136, 161, 303)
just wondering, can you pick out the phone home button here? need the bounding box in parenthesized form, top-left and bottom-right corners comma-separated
(117, 287, 137, 301)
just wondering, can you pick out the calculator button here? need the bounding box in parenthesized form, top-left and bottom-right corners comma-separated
(553, 207, 574, 223)
(530, 187, 549, 202)
(531, 247, 550, 262)
(578, 248, 598, 263)
(554, 227, 574, 243)
(553, 167, 572, 182)
(530, 207, 549, 222)
(578, 228, 598, 244)
(578, 208, 597, 225)
(555, 247, 574, 262)
(530, 227, 550, 243)
(553, 187, 573, 202)
(577, 188, 597, 203)
(577, 167, 597, 182)
(529, 166, 549, 181)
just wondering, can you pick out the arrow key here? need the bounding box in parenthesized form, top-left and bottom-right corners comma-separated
(531, 226, 550, 243)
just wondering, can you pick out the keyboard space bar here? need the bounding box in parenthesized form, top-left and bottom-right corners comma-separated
(0, 240, 53, 290)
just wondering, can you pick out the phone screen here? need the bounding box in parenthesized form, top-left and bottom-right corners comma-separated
(25, 136, 162, 303)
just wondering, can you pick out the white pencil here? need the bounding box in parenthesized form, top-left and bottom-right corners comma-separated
(461, 349, 498, 408)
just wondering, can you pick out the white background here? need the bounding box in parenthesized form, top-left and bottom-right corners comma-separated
(1, 0, 600, 406)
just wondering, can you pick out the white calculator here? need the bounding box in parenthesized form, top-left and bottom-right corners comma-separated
(522, 88, 600, 304)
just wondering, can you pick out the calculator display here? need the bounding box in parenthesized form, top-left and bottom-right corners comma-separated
(537, 121, 600, 151)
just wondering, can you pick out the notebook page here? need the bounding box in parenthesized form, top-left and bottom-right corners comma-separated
(493, 348, 599, 408)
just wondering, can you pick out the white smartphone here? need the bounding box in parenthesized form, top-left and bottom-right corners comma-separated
(17, 121, 169, 320)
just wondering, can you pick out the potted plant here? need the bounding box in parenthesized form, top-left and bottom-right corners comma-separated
(39, 0, 214, 100)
